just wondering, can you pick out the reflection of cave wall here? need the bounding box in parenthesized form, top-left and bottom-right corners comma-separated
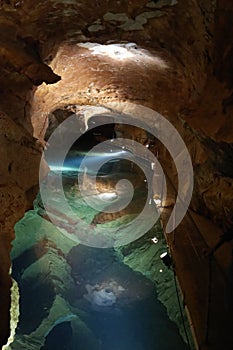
(0, 0, 233, 348)
(11, 215, 190, 349)
(41, 322, 72, 350)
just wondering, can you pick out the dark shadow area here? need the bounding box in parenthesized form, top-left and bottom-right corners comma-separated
(41, 321, 72, 350)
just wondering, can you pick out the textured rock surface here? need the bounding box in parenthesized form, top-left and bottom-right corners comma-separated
(0, 111, 42, 345)
(0, 0, 232, 348)
(10, 206, 188, 349)
(10, 211, 101, 350)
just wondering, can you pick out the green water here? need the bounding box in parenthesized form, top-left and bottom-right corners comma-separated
(10, 155, 190, 349)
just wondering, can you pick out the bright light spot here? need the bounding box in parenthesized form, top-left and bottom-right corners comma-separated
(96, 192, 118, 201)
(49, 165, 78, 172)
(151, 237, 159, 244)
(2, 278, 20, 350)
(160, 252, 168, 259)
(78, 42, 169, 68)
(146, 144, 149, 148)
(98, 150, 126, 157)
(153, 198, 162, 206)
(144, 179, 147, 183)
(79, 43, 134, 60)
(159, 269, 163, 273)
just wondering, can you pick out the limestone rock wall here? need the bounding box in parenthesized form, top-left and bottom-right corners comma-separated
(0, 0, 232, 347)
(0, 111, 43, 345)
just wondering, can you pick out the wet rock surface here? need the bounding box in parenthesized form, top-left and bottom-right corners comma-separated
(67, 245, 155, 308)
(10, 205, 188, 350)
(0, 0, 232, 348)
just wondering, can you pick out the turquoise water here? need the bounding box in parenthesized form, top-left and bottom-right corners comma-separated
(11, 151, 189, 349)
(12, 244, 188, 350)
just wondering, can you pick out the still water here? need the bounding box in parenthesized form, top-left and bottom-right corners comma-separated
(12, 244, 188, 350)
(11, 148, 188, 350)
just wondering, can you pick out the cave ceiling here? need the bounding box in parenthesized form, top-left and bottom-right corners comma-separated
(0, 0, 232, 141)
(0, 0, 233, 348)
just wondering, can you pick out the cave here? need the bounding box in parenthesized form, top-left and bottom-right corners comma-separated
(0, 1, 233, 350)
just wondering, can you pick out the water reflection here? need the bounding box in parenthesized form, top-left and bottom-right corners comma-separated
(66, 246, 188, 350)
(11, 149, 188, 350)
(12, 242, 188, 350)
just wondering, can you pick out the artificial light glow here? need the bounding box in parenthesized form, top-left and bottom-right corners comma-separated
(91, 150, 127, 157)
(159, 269, 163, 273)
(96, 192, 118, 201)
(153, 198, 162, 206)
(49, 150, 128, 172)
(151, 237, 159, 244)
(49, 165, 78, 172)
(160, 252, 173, 269)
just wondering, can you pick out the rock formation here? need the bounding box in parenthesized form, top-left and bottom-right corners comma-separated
(0, 0, 232, 349)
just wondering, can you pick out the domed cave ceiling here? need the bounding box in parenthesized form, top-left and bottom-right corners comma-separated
(0, 0, 232, 349)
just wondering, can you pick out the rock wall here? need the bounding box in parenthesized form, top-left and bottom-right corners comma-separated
(0, 0, 232, 347)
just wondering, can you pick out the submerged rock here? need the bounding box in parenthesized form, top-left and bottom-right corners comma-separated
(84, 284, 117, 307)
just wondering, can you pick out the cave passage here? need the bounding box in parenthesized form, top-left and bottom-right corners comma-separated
(10, 123, 189, 350)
